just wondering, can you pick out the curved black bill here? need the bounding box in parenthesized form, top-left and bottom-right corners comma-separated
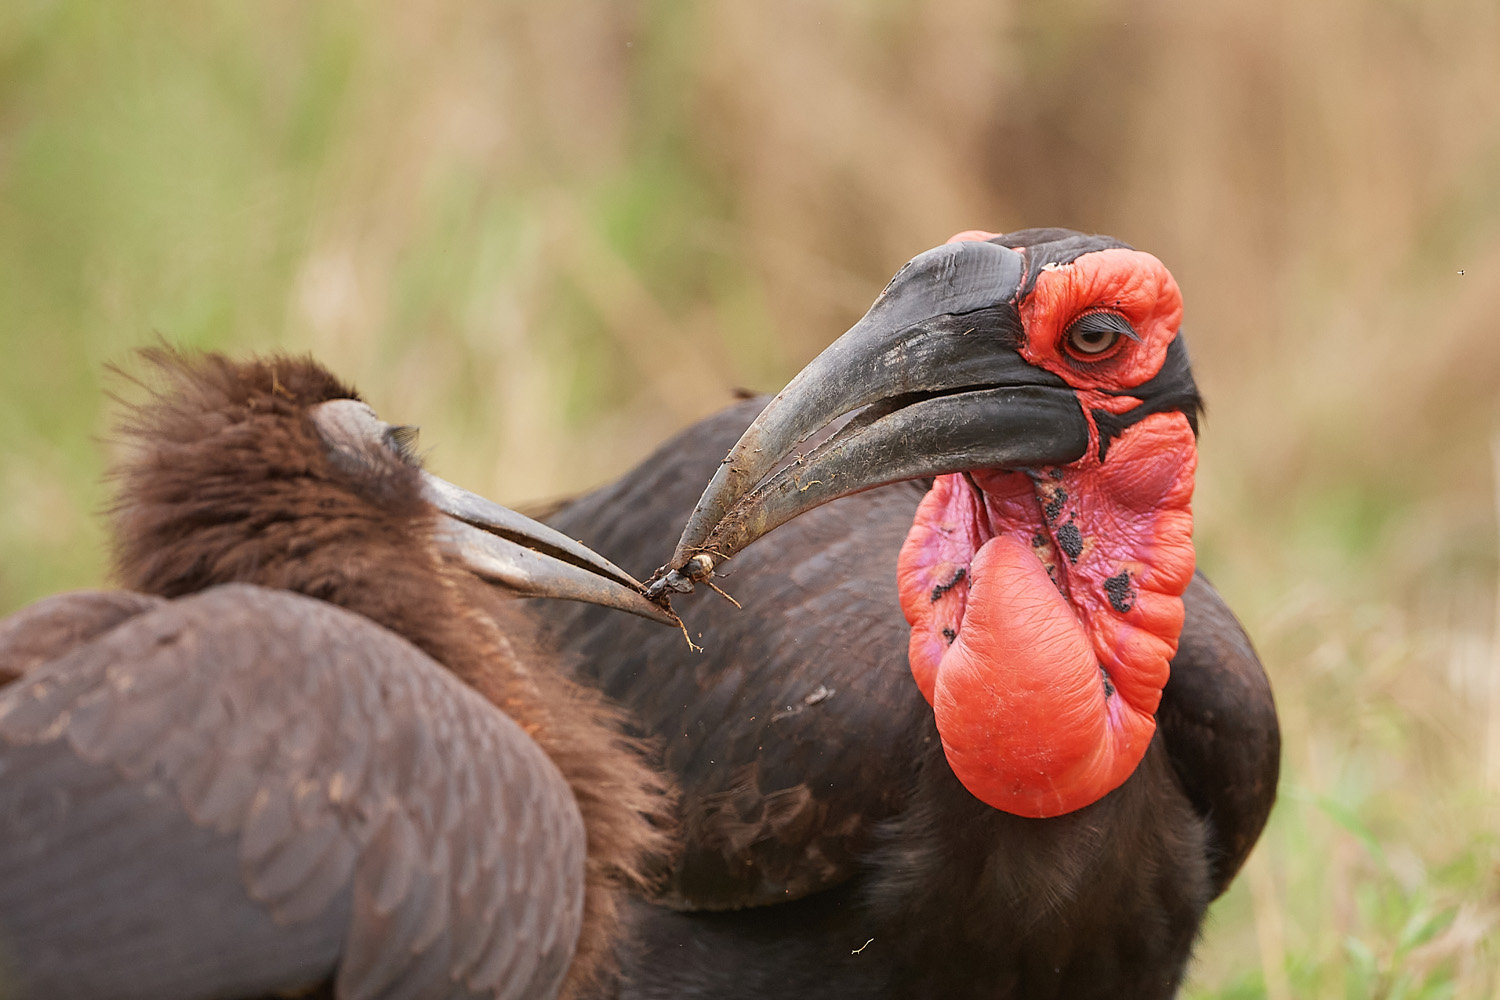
(652, 238, 1090, 595)
(678, 385, 1087, 564)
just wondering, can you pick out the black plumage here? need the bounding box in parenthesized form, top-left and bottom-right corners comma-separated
(539, 403, 1276, 999)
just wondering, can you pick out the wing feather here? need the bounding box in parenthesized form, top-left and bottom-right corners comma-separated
(0, 590, 164, 684)
(0, 584, 586, 1000)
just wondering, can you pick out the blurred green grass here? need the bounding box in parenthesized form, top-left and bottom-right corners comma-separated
(3, 1, 1499, 995)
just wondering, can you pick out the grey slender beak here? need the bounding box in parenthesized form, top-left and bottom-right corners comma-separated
(423, 474, 678, 626)
(651, 239, 1089, 597)
(307, 397, 674, 624)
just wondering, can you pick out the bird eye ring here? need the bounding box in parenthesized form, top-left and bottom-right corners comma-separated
(1063, 312, 1136, 361)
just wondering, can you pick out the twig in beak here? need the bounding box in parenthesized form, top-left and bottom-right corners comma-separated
(705, 580, 742, 609)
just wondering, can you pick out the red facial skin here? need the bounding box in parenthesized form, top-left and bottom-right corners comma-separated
(895, 233, 1196, 818)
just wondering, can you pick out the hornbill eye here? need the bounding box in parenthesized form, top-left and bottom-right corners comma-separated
(1064, 311, 1136, 360)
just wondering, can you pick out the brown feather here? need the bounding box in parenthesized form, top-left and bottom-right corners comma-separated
(102, 346, 674, 997)
(0, 590, 165, 685)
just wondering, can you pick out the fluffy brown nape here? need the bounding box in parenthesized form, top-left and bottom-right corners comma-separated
(108, 347, 675, 997)
(460, 588, 678, 997)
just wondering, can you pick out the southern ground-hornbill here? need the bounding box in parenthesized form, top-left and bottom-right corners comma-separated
(535, 229, 1280, 998)
(0, 350, 675, 1000)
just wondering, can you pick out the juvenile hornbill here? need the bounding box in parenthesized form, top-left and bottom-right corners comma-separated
(0, 350, 675, 1000)
(535, 229, 1280, 998)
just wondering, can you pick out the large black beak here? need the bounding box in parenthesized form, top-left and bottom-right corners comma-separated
(650, 239, 1089, 596)
(423, 475, 678, 625)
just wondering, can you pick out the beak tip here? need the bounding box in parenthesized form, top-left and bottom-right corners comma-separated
(648, 603, 682, 628)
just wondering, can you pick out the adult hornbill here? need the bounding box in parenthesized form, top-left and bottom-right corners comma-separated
(535, 229, 1280, 998)
(0, 350, 675, 1000)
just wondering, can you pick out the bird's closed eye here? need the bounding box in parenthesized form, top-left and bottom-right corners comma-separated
(386, 424, 421, 462)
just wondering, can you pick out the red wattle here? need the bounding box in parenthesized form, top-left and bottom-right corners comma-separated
(930, 536, 1156, 818)
(896, 480, 985, 704)
(896, 412, 1197, 819)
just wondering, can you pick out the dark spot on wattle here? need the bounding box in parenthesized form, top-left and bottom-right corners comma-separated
(1043, 489, 1068, 524)
(942, 627, 957, 645)
(1031, 533, 1047, 549)
(1055, 519, 1083, 562)
(930, 566, 967, 603)
(1104, 571, 1135, 613)
(1101, 669, 1116, 698)
(1049, 468, 1065, 481)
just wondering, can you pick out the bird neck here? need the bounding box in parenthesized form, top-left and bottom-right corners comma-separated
(862, 726, 1212, 992)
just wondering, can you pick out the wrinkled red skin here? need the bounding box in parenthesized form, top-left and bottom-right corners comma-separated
(896, 237, 1196, 818)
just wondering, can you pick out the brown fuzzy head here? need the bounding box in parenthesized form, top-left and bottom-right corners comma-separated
(110, 348, 435, 614)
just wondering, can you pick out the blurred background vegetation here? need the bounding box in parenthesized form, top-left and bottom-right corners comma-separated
(2, 0, 1498, 995)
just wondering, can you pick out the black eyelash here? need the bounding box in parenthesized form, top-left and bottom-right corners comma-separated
(385, 424, 421, 463)
(1068, 311, 1140, 345)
